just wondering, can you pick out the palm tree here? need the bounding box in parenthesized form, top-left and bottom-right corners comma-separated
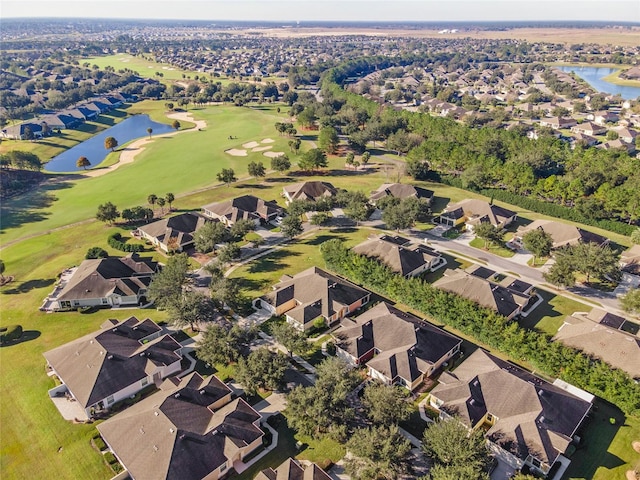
(165, 193, 175, 211)
(157, 197, 166, 215)
(147, 127, 153, 139)
(0, 259, 5, 282)
(148, 194, 157, 212)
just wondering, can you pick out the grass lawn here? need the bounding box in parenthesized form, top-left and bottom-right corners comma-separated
(228, 228, 374, 300)
(518, 288, 590, 336)
(566, 400, 640, 480)
(85, 54, 206, 82)
(468, 237, 516, 258)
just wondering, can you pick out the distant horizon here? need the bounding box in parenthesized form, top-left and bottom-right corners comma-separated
(3, 0, 640, 23)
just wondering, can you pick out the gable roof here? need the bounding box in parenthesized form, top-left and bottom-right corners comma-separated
(97, 372, 263, 480)
(516, 220, 608, 249)
(370, 183, 433, 202)
(432, 349, 592, 467)
(433, 270, 529, 318)
(353, 235, 439, 276)
(56, 255, 157, 302)
(202, 195, 282, 223)
(442, 199, 516, 227)
(283, 181, 337, 202)
(43, 317, 181, 408)
(335, 302, 461, 383)
(256, 458, 332, 480)
(138, 213, 208, 249)
(262, 267, 369, 325)
(621, 244, 640, 275)
(554, 314, 640, 379)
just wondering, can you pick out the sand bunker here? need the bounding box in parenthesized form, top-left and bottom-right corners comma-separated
(242, 141, 260, 148)
(252, 146, 272, 152)
(263, 151, 285, 158)
(261, 138, 275, 144)
(225, 148, 248, 157)
(633, 441, 640, 453)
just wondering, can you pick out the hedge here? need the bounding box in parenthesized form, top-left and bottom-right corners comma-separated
(0, 325, 23, 343)
(107, 232, 143, 253)
(320, 239, 640, 416)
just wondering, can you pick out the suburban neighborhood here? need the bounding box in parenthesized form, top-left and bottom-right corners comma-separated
(1, 10, 640, 480)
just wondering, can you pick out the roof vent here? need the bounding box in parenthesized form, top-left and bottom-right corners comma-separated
(169, 428, 174, 433)
(153, 445, 158, 452)
(538, 389, 544, 396)
(154, 411, 159, 416)
(473, 379, 479, 387)
(174, 393, 180, 398)
(470, 399, 476, 406)
(107, 354, 113, 360)
(139, 427, 145, 434)
(200, 389, 206, 395)
(539, 415, 545, 423)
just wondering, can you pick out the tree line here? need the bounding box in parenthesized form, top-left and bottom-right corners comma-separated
(320, 239, 640, 416)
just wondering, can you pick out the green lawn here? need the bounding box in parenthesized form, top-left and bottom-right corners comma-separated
(566, 400, 640, 480)
(228, 228, 374, 300)
(468, 237, 516, 258)
(85, 54, 206, 82)
(519, 288, 590, 336)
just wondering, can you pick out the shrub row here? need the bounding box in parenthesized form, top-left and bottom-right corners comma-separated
(107, 232, 143, 253)
(320, 239, 640, 416)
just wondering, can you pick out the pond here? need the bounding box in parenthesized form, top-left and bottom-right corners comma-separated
(556, 65, 640, 100)
(45, 114, 174, 173)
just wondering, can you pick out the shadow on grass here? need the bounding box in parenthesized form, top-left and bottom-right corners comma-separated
(564, 400, 625, 479)
(430, 196, 451, 214)
(2, 278, 55, 295)
(236, 184, 271, 190)
(304, 233, 347, 246)
(246, 249, 301, 274)
(0, 330, 41, 347)
(0, 176, 77, 233)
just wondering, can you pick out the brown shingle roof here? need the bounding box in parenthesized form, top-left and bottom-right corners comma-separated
(97, 372, 263, 480)
(283, 181, 337, 202)
(138, 212, 208, 249)
(353, 236, 439, 277)
(256, 458, 332, 480)
(554, 314, 640, 379)
(431, 350, 591, 467)
(43, 317, 181, 408)
(516, 220, 607, 249)
(202, 195, 283, 223)
(442, 199, 516, 227)
(370, 183, 433, 203)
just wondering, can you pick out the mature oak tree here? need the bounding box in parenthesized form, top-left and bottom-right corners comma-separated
(522, 228, 553, 265)
(344, 425, 412, 480)
(96, 202, 119, 224)
(76, 156, 91, 170)
(217, 168, 237, 187)
(104, 136, 118, 152)
(235, 347, 288, 396)
(362, 382, 412, 426)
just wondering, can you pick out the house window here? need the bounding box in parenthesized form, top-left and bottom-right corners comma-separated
(106, 395, 115, 405)
(486, 413, 493, 422)
(73, 301, 80, 306)
(141, 377, 149, 387)
(220, 463, 228, 472)
(60, 301, 71, 308)
(101, 298, 108, 305)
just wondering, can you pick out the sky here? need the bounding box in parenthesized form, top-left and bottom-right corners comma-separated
(2, 0, 640, 23)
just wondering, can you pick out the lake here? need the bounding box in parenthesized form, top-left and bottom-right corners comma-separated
(45, 114, 174, 172)
(556, 65, 640, 100)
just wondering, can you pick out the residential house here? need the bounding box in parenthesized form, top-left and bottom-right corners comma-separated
(255, 458, 331, 480)
(202, 195, 283, 227)
(44, 317, 182, 420)
(570, 122, 607, 136)
(588, 110, 619, 126)
(369, 183, 434, 205)
(613, 127, 639, 144)
(46, 254, 158, 311)
(352, 234, 445, 278)
(429, 349, 593, 477)
(514, 219, 608, 249)
(0, 122, 42, 140)
(539, 117, 577, 130)
(256, 267, 370, 331)
(333, 302, 461, 391)
(138, 212, 208, 252)
(98, 372, 263, 480)
(433, 269, 533, 320)
(598, 139, 636, 153)
(570, 132, 598, 147)
(621, 244, 640, 275)
(554, 313, 640, 381)
(282, 181, 337, 204)
(438, 199, 517, 231)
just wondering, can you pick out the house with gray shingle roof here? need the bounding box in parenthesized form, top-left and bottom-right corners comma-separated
(202, 195, 283, 227)
(334, 302, 461, 391)
(353, 234, 445, 278)
(282, 181, 337, 204)
(47, 254, 158, 311)
(369, 183, 434, 205)
(438, 199, 516, 231)
(138, 212, 209, 252)
(515, 219, 608, 249)
(256, 458, 331, 480)
(256, 267, 370, 331)
(98, 372, 263, 480)
(429, 349, 593, 477)
(44, 317, 182, 420)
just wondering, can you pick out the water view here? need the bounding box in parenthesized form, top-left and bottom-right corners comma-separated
(45, 114, 174, 172)
(556, 65, 640, 100)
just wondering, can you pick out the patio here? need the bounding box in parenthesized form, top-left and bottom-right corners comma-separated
(48, 384, 89, 422)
